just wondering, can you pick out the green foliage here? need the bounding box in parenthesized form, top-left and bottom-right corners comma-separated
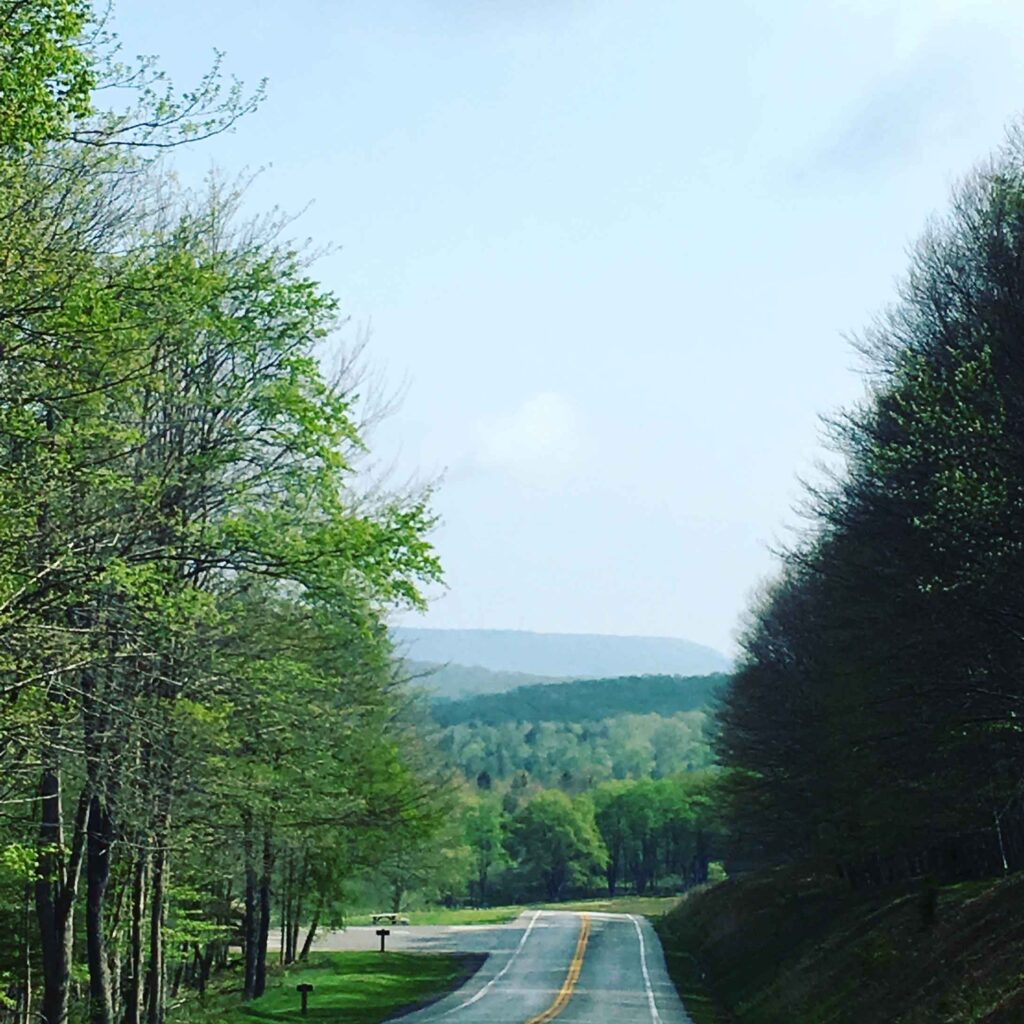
(432, 673, 725, 726)
(461, 798, 507, 905)
(440, 711, 713, 790)
(716, 126, 1024, 883)
(0, 9, 444, 1020)
(369, 812, 472, 913)
(0, 0, 94, 148)
(593, 774, 719, 895)
(506, 791, 608, 901)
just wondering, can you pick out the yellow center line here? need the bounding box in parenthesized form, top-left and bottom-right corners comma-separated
(525, 913, 591, 1024)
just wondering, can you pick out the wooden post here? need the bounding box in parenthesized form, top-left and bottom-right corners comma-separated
(376, 929, 390, 953)
(295, 984, 313, 1016)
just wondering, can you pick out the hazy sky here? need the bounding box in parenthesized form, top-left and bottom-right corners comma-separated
(111, 0, 1024, 654)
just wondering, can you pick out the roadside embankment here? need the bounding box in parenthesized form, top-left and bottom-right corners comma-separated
(656, 867, 1024, 1023)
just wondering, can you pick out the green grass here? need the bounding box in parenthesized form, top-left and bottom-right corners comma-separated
(546, 895, 683, 918)
(183, 952, 482, 1024)
(346, 895, 685, 927)
(655, 868, 1024, 1024)
(656, 945, 729, 1024)
(346, 906, 524, 926)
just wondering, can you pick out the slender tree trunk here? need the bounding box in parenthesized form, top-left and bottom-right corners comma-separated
(284, 856, 303, 965)
(145, 815, 169, 1024)
(254, 830, 273, 999)
(36, 767, 88, 1024)
(606, 847, 619, 898)
(289, 899, 301, 966)
(86, 796, 114, 1024)
(21, 882, 32, 1024)
(169, 951, 185, 998)
(242, 817, 258, 1001)
(124, 849, 147, 1024)
(105, 855, 128, 1024)
(298, 902, 321, 962)
(280, 854, 291, 965)
(390, 878, 405, 915)
(694, 830, 709, 884)
(196, 945, 214, 999)
(476, 866, 487, 908)
(36, 767, 68, 1024)
(994, 811, 1009, 873)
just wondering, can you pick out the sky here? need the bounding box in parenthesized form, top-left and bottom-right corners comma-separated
(110, 0, 1024, 655)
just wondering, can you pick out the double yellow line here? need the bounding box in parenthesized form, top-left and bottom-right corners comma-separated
(526, 914, 591, 1024)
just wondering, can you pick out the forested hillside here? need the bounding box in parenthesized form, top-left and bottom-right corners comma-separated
(432, 673, 726, 726)
(716, 134, 1024, 883)
(432, 674, 721, 791)
(409, 672, 718, 909)
(348, 673, 723, 911)
(661, 117, 1024, 1024)
(439, 713, 713, 790)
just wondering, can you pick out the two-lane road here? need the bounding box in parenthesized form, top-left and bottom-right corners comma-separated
(396, 910, 693, 1023)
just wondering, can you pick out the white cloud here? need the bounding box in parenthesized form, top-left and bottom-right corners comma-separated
(473, 391, 586, 482)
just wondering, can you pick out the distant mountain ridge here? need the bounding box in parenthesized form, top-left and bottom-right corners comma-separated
(392, 627, 731, 680)
(399, 660, 564, 700)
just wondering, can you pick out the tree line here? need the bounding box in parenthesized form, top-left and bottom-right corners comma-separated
(431, 673, 725, 727)
(717, 125, 1024, 888)
(464, 773, 718, 904)
(363, 772, 720, 910)
(440, 712, 711, 791)
(0, 6, 442, 1024)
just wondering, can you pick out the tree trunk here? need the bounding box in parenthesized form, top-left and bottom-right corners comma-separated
(242, 818, 258, 1001)
(20, 882, 32, 1024)
(104, 855, 128, 1024)
(280, 854, 292, 965)
(298, 903, 321, 962)
(288, 907, 301, 967)
(169, 952, 185, 999)
(606, 849, 619, 898)
(254, 830, 273, 998)
(285, 858, 303, 966)
(196, 945, 214, 999)
(693, 830, 709, 885)
(36, 767, 68, 1024)
(36, 767, 88, 1024)
(86, 795, 114, 1024)
(390, 879, 405, 915)
(145, 821, 168, 1024)
(124, 849, 147, 1024)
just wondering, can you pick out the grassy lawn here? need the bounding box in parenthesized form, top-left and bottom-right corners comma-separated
(344, 895, 683, 928)
(181, 952, 482, 1024)
(546, 895, 682, 918)
(346, 906, 524, 926)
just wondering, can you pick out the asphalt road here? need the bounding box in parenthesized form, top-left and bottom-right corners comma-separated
(340, 910, 694, 1023)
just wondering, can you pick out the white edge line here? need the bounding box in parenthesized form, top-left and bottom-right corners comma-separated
(440, 910, 542, 1016)
(629, 914, 663, 1024)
